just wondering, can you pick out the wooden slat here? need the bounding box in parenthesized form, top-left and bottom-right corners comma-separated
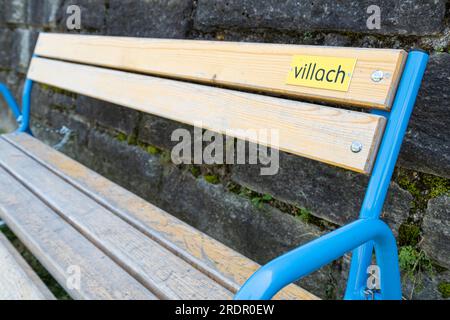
(0, 138, 233, 300)
(28, 57, 386, 174)
(34, 33, 407, 109)
(4, 133, 318, 300)
(0, 232, 55, 300)
(0, 169, 157, 300)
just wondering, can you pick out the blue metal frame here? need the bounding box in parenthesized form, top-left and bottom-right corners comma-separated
(0, 79, 34, 134)
(235, 51, 429, 300)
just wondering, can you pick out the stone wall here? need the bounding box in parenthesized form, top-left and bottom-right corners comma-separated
(0, 0, 449, 300)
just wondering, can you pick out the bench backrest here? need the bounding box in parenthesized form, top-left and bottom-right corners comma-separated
(27, 33, 408, 174)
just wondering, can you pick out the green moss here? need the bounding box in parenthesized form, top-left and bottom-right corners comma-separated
(189, 166, 201, 178)
(398, 223, 421, 247)
(146, 145, 161, 155)
(204, 174, 220, 185)
(127, 134, 138, 146)
(422, 175, 449, 198)
(295, 207, 314, 223)
(0, 226, 71, 300)
(438, 282, 450, 299)
(397, 170, 421, 198)
(396, 169, 450, 213)
(39, 84, 77, 98)
(115, 132, 138, 146)
(116, 132, 127, 142)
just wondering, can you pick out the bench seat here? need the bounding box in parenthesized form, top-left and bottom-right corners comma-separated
(0, 232, 54, 300)
(0, 132, 317, 300)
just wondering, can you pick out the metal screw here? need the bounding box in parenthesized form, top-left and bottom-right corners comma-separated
(371, 70, 384, 82)
(351, 141, 363, 153)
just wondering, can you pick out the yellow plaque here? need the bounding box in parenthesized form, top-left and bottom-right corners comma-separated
(286, 55, 357, 92)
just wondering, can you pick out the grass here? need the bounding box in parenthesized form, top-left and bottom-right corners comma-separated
(398, 223, 421, 247)
(204, 174, 220, 185)
(438, 282, 450, 299)
(0, 225, 71, 300)
(398, 245, 434, 298)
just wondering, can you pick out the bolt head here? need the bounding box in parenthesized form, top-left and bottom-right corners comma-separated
(351, 141, 363, 153)
(371, 70, 384, 82)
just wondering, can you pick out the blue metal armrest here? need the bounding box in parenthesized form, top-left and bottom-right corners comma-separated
(235, 51, 429, 300)
(235, 219, 400, 300)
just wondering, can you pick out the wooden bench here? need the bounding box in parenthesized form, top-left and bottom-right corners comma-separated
(0, 232, 54, 300)
(0, 33, 428, 300)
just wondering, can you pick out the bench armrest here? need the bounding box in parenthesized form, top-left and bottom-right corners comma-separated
(234, 219, 401, 300)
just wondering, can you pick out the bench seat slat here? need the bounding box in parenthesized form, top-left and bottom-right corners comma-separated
(0, 137, 233, 300)
(0, 232, 55, 300)
(34, 33, 406, 109)
(28, 57, 386, 174)
(0, 168, 157, 300)
(3, 133, 318, 300)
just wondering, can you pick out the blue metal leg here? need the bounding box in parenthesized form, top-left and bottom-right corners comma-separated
(0, 83, 22, 121)
(0, 79, 34, 134)
(17, 79, 34, 134)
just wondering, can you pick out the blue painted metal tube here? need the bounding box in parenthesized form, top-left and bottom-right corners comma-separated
(17, 79, 34, 133)
(234, 219, 401, 300)
(0, 83, 22, 120)
(360, 51, 429, 220)
(345, 51, 429, 299)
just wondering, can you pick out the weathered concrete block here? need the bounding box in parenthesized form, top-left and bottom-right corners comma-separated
(86, 129, 164, 198)
(421, 195, 450, 268)
(11, 29, 38, 74)
(399, 53, 450, 179)
(30, 84, 77, 119)
(0, 29, 12, 68)
(194, 0, 446, 36)
(231, 152, 412, 232)
(106, 0, 193, 38)
(4, 0, 28, 24)
(76, 95, 141, 136)
(403, 269, 450, 300)
(27, 0, 62, 27)
(57, 0, 106, 32)
(138, 114, 195, 151)
(0, 0, 5, 25)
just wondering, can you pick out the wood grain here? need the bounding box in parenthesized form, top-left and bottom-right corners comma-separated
(3, 133, 318, 300)
(0, 138, 233, 300)
(34, 33, 407, 109)
(0, 168, 157, 300)
(28, 57, 386, 174)
(0, 232, 55, 300)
